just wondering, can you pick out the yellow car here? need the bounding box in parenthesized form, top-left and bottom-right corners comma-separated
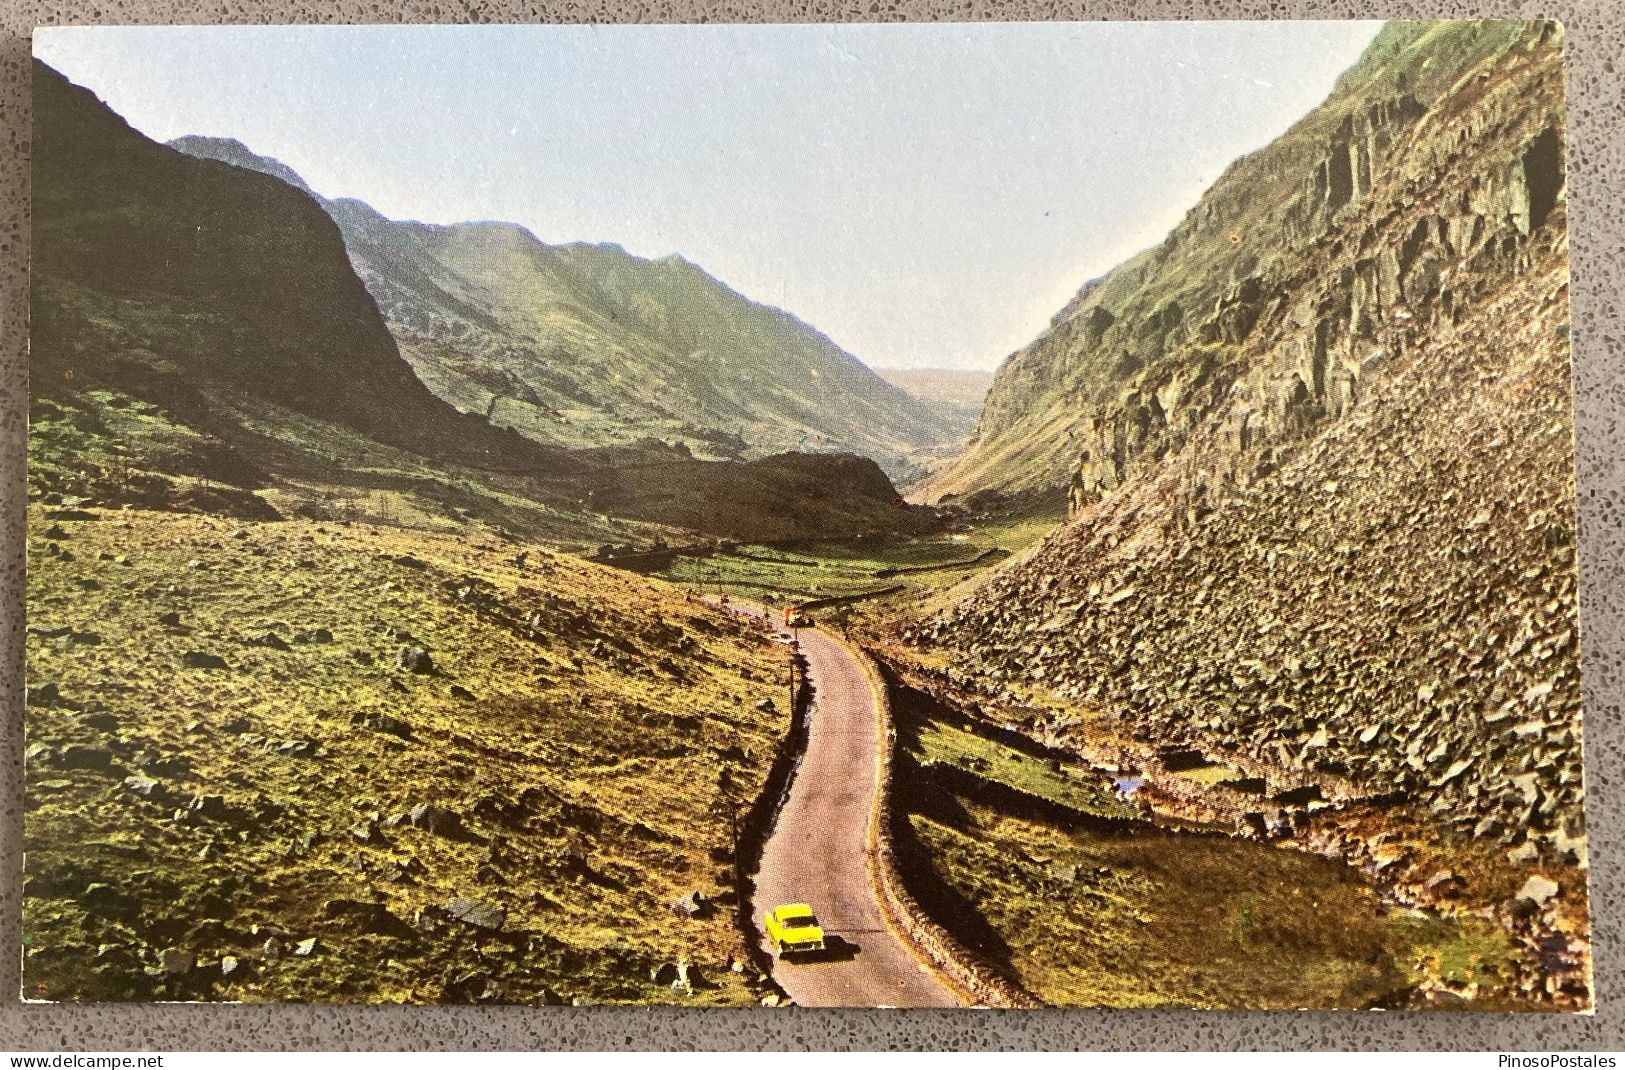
(764, 903, 826, 956)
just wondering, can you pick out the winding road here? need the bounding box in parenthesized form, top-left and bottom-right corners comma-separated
(741, 608, 963, 1008)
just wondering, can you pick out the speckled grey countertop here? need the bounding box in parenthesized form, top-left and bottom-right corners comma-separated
(2, 0, 1621, 1051)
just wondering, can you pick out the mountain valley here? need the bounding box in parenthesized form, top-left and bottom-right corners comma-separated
(24, 18, 1592, 1011)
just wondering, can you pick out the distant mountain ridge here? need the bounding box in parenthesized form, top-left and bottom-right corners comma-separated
(167, 135, 317, 196)
(168, 136, 957, 479)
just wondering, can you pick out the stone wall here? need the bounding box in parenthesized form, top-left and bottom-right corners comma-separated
(851, 646, 1043, 1010)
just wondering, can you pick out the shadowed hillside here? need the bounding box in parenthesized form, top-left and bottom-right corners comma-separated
(34, 65, 568, 475)
(577, 447, 935, 544)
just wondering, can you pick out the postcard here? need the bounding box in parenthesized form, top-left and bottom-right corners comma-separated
(25, 19, 1586, 1009)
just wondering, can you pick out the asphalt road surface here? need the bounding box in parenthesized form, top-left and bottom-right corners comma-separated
(742, 608, 963, 1008)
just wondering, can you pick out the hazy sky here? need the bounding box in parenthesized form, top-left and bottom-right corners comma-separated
(35, 22, 1381, 371)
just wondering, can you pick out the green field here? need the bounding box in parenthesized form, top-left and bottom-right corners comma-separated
(910, 718, 1143, 822)
(891, 698, 1527, 1010)
(907, 795, 1525, 1009)
(653, 512, 1062, 608)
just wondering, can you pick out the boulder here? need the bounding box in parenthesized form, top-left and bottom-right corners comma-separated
(192, 795, 233, 820)
(1517, 874, 1560, 907)
(354, 710, 415, 741)
(673, 962, 714, 993)
(159, 948, 195, 976)
(80, 711, 119, 732)
(444, 896, 505, 931)
(672, 891, 711, 919)
(26, 682, 68, 707)
(402, 803, 467, 839)
(123, 775, 166, 801)
(55, 745, 117, 772)
(1424, 871, 1467, 898)
(1549, 826, 1588, 867)
(393, 646, 435, 675)
(322, 898, 414, 938)
(80, 883, 135, 918)
(382, 554, 428, 570)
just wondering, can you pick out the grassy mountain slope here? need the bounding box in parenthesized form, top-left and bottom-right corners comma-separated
(903, 21, 1587, 1006)
(169, 137, 958, 480)
(30, 60, 623, 547)
(25, 508, 791, 1004)
(874, 657, 1537, 1009)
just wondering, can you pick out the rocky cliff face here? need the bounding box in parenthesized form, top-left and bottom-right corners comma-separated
(910, 23, 1581, 868)
(921, 21, 1567, 513)
(169, 137, 958, 480)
